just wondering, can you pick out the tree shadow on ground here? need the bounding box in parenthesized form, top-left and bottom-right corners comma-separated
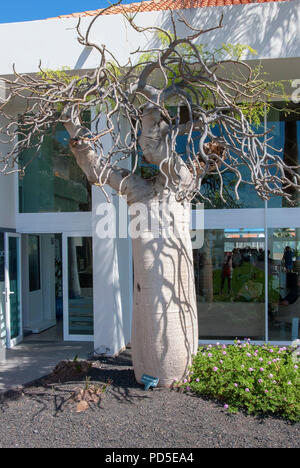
(90, 347, 133, 368)
(0, 349, 155, 418)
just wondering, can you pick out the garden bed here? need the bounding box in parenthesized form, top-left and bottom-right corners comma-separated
(0, 347, 299, 448)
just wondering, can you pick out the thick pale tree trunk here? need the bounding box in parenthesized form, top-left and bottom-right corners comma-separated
(130, 195, 198, 386)
(65, 114, 198, 387)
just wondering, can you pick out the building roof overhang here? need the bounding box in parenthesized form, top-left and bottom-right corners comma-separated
(47, 0, 293, 20)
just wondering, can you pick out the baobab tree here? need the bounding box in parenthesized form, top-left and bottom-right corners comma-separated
(1, 4, 299, 386)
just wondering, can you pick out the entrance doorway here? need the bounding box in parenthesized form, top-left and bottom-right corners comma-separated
(2, 231, 94, 348)
(62, 233, 93, 341)
(22, 232, 94, 344)
(22, 233, 63, 343)
(0, 232, 22, 349)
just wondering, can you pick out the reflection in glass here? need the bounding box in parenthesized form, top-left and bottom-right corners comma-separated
(177, 102, 299, 209)
(194, 229, 265, 340)
(176, 121, 268, 209)
(135, 102, 299, 209)
(9, 237, 20, 340)
(19, 120, 91, 213)
(28, 235, 41, 292)
(266, 104, 300, 208)
(268, 228, 300, 341)
(68, 237, 93, 336)
(0, 233, 5, 346)
(0, 233, 3, 283)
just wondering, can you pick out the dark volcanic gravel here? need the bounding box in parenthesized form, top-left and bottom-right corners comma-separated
(0, 349, 299, 448)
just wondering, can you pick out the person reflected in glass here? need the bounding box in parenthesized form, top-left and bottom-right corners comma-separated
(242, 247, 250, 263)
(250, 248, 258, 267)
(221, 252, 232, 294)
(232, 248, 242, 269)
(282, 246, 294, 273)
(280, 276, 300, 305)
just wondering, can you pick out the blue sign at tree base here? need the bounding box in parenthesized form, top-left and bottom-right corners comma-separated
(141, 374, 159, 390)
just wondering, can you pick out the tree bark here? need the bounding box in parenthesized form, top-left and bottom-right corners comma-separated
(131, 194, 198, 386)
(65, 116, 198, 386)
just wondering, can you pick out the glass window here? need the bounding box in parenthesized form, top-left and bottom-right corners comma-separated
(174, 102, 300, 209)
(266, 104, 300, 208)
(0, 233, 4, 283)
(268, 228, 300, 341)
(68, 237, 93, 336)
(177, 130, 265, 210)
(54, 234, 63, 318)
(171, 103, 267, 209)
(28, 235, 41, 292)
(0, 233, 5, 346)
(19, 117, 92, 213)
(194, 229, 265, 340)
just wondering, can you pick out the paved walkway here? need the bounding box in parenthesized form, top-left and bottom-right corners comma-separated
(0, 340, 94, 393)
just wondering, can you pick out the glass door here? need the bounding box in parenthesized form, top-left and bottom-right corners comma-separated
(63, 233, 93, 341)
(4, 233, 22, 348)
(0, 233, 5, 355)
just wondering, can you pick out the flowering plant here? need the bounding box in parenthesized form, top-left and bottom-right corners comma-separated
(179, 340, 300, 421)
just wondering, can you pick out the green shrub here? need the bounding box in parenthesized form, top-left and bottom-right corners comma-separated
(180, 340, 300, 421)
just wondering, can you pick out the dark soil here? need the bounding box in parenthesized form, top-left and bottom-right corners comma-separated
(0, 349, 299, 448)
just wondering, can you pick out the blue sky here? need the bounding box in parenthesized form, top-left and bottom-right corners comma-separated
(0, 1, 141, 24)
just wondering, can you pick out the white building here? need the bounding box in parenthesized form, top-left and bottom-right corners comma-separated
(0, 0, 300, 360)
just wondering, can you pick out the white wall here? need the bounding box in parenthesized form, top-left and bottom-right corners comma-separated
(200, 207, 300, 230)
(16, 212, 92, 233)
(0, 2, 299, 76)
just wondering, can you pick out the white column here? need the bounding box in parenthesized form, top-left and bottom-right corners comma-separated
(92, 186, 132, 356)
(91, 111, 132, 356)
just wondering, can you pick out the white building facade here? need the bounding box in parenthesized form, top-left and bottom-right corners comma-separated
(0, 0, 300, 359)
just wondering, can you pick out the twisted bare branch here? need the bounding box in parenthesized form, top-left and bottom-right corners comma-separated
(0, 4, 299, 206)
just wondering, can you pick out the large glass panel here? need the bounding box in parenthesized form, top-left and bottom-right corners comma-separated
(175, 102, 299, 209)
(68, 237, 93, 336)
(8, 237, 21, 340)
(28, 235, 41, 292)
(194, 228, 265, 340)
(134, 102, 300, 209)
(0, 233, 5, 347)
(55, 234, 63, 318)
(177, 129, 266, 210)
(19, 119, 91, 213)
(268, 228, 300, 341)
(266, 104, 300, 208)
